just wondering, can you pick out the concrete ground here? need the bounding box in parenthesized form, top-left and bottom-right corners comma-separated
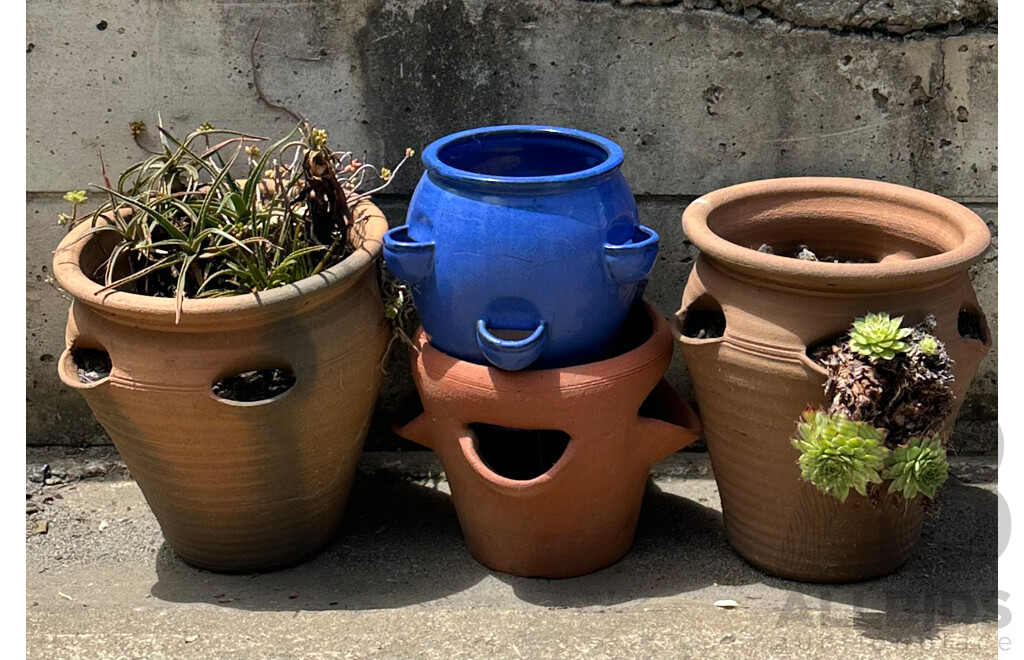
(26, 448, 998, 660)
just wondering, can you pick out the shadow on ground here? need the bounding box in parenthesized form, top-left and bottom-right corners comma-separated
(150, 472, 488, 611)
(150, 469, 996, 644)
(496, 479, 755, 606)
(785, 478, 998, 644)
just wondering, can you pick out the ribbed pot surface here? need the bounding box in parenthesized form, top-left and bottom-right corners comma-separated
(675, 178, 991, 582)
(54, 202, 390, 572)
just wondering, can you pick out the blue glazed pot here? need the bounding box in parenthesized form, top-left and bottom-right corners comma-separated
(384, 125, 658, 370)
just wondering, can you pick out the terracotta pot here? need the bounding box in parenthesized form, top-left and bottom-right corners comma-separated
(675, 177, 991, 582)
(53, 201, 390, 573)
(395, 303, 702, 578)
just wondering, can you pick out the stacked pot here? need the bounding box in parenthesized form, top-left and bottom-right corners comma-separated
(54, 122, 992, 585)
(384, 125, 701, 578)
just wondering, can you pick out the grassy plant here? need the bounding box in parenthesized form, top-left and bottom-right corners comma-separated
(59, 119, 413, 323)
(377, 261, 422, 373)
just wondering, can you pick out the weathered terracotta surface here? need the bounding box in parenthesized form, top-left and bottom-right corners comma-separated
(675, 177, 992, 582)
(395, 303, 702, 578)
(53, 202, 390, 573)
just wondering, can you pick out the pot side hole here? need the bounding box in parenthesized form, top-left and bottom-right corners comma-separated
(958, 308, 988, 343)
(469, 423, 570, 481)
(678, 295, 726, 340)
(71, 347, 112, 384)
(213, 368, 297, 403)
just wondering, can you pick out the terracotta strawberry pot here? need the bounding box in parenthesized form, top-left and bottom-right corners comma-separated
(674, 177, 991, 582)
(53, 201, 391, 573)
(395, 303, 702, 578)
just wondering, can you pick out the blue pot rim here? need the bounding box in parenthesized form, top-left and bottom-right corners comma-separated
(421, 125, 625, 189)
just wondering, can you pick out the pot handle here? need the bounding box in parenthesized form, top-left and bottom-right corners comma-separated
(475, 320, 548, 371)
(635, 378, 702, 465)
(383, 225, 434, 285)
(604, 224, 659, 286)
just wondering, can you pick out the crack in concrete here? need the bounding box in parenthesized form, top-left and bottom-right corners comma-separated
(595, 0, 998, 38)
(935, 38, 948, 99)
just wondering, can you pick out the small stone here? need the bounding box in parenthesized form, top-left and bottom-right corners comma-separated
(721, 634, 736, 643)
(714, 599, 739, 609)
(743, 6, 762, 21)
(31, 520, 49, 535)
(98, 520, 109, 532)
(26, 503, 40, 515)
(757, 243, 774, 255)
(184, 634, 199, 643)
(27, 464, 50, 483)
(44, 476, 63, 486)
(288, 592, 299, 599)
(795, 245, 819, 261)
(82, 463, 107, 479)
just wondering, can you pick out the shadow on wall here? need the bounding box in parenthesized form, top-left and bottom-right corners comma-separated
(149, 470, 996, 644)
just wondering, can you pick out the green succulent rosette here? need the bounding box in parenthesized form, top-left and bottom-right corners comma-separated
(882, 435, 949, 499)
(792, 408, 890, 502)
(849, 312, 912, 361)
(917, 334, 939, 356)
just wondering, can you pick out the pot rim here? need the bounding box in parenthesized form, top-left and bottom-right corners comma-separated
(416, 301, 671, 388)
(682, 177, 990, 290)
(421, 124, 624, 190)
(52, 199, 386, 328)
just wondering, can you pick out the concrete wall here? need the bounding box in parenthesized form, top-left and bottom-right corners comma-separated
(26, 0, 998, 450)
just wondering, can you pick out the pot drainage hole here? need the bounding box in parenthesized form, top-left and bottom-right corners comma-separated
(469, 423, 570, 481)
(213, 368, 296, 402)
(72, 347, 112, 383)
